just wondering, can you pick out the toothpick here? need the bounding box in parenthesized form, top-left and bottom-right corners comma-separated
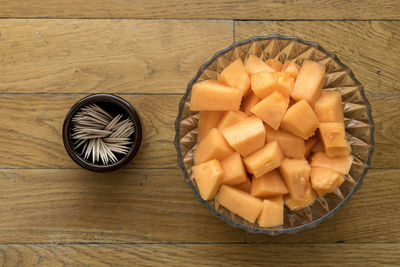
(71, 104, 135, 164)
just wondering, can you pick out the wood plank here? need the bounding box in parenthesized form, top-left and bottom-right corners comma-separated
(246, 169, 400, 243)
(0, 94, 181, 169)
(370, 96, 400, 168)
(0, 169, 398, 244)
(0, 0, 398, 19)
(0, 19, 232, 93)
(0, 94, 397, 169)
(2, 21, 398, 97)
(0, 169, 244, 243)
(0, 244, 399, 266)
(235, 21, 400, 96)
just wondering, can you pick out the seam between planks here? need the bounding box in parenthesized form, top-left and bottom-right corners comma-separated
(0, 18, 399, 21)
(0, 241, 398, 245)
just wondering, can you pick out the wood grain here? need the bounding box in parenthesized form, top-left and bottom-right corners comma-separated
(235, 21, 400, 96)
(0, 0, 398, 19)
(0, 94, 179, 169)
(0, 5, 399, 264)
(1, 21, 398, 97)
(0, 169, 397, 244)
(0, 169, 244, 243)
(370, 96, 400, 169)
(0, 94, 396, 169)
(0, 244, 399, 266)
(0, 19, 232, 93)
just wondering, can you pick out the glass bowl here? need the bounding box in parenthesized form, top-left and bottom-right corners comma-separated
(174, 35, 375, 235)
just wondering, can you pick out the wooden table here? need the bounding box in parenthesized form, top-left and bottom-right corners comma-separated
(0, 1, 399, 266)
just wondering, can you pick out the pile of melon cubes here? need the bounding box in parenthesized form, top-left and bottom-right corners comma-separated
(189, 55, 353, 228)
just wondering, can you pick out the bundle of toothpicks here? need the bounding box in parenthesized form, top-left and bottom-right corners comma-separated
(72, 104, 135, 164)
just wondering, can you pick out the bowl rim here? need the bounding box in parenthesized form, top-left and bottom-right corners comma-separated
(63, 93, 142, 172)
(174, 34, 375, 235)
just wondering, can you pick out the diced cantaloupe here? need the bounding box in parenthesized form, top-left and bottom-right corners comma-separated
(311, 141, 325, 153)
(221, 116, 265, 157)
(216, 185, 263, 223)
(197, 111, 223, 143)
(250, 170, 289, 198)
(280, 99, 319, 139)
(282, 60, 301, 79)
(265, 58, 283, 71)
(257, 196, 284, 227)
(241, 92, 261, 116)
(279, 158, 311, 200)
(250, 91, 289, 130)
(251, 71, 294, 99)
(314, 90, 344, 123)
(291, 60, 326, 106)
(319, 122, 350, 158)
(289, 97, 297, 107)
(235, 178, 252, 193)
(243, 141, 284, 177)
(284, 185, 316, 210)
(310, 167, 345, 197)
(311, 152, 353, 175)
(192, 159, 224, 200)
(265, 125, 305, 159)
(194, 128, 234, 164)
(217, 110, 248, 131)
(304, 136, 318, 158)
(244, 55, 275, 75)
(218, 58, 251, 96)
(220, 152, 248, 186)
(190, 80, 242, 111)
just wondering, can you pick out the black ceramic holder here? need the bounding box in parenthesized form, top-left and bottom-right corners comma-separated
(63, 94, 142, 172)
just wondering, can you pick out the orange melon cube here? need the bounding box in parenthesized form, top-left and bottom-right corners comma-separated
(243, 141, 284, 177)
(311, 152, 353, 175)
(279, 158, 311, 200)
(289, 97, 297, 107)
(311, 141, 325, 153)
(265, 58, 283, 71)
(319, 122, 350, 158)
(235, 177, 252, 193)
(244, 55, 275, 75)
(194, 128, 234, 164)
(241, 92, 261, 116)
(291, 60, 326, 106)
(218, 58, 251, 96)
(284, 185, 316, 210)
(190, 80, 242, 111)
(314, 90, 344, 122)
(257, 196, 284, 227)
(221, 117, 265, 157)
(217, 110, 248, 131)
(197, 111, 223, 143)
(282, 60, 301, 79)
(250, 91, 289, 130)
(310, 167, 345, 197)
(304, 137, 318, 158)
(220, 152, 248, 186)
(250, 170, 289, 198)
(216, 185, 263, 223)
(280, 99, 319, 139)
(192, 159, 224, 200)
(265, 125, 305, 159)
(251, 71, 294, 99)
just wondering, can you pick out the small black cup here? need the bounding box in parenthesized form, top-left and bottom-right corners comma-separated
(62, 94, 142, 172)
